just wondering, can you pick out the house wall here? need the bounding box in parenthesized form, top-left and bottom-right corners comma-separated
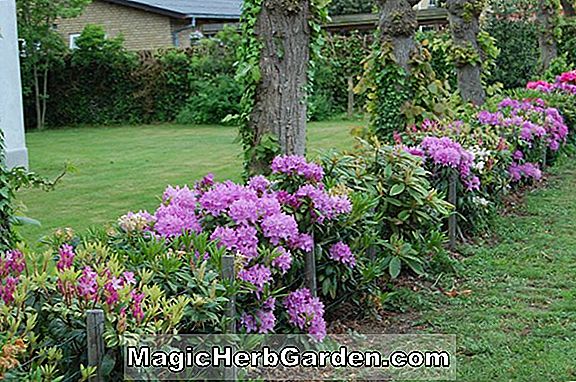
(56, 0, 175, 51)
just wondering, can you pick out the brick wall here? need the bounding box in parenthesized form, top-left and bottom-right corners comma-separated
(56, 0, 176, 51)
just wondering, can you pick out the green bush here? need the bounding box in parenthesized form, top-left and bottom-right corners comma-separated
(485, 19, 539, 89)
(321, 139, 452, 280)
(176, 75, 242, 124)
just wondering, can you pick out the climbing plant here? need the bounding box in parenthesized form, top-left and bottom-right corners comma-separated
(236, 0, 330, 176)
(360, 29, 451, 139)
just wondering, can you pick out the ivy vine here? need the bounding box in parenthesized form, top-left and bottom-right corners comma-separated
(236, 0, 329, 177)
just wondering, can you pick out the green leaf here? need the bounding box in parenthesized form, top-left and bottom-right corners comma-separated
(389, 183, 405, 196)
(389, 257, 401, 279)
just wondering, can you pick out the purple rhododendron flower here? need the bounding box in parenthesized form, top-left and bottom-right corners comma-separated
(77, 266, 98, 301)
(261, 213, 299, 245)
(57, 244, 75, 271)
(271, 247, 292, 274)
(329, 242, 356, 268)
(238, 265, 272, 294)
(283, 288, 326, 341)
(271, 155, 324, 182)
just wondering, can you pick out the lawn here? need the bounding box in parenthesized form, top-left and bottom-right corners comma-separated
(17, 120, 358, 244)
(388, 159, 576, 381)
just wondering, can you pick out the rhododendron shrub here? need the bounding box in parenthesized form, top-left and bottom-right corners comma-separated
(526, 70, 576, 95)
(117, 156, 355, 340)
(0, 240, 194, 381)
(321, 140, 452, 294)
(398, 94, 570, 233)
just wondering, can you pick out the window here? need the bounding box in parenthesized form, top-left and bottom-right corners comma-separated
(69, 33, 81, 50)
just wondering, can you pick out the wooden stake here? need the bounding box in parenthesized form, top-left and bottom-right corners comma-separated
(221, 255, 236, 334)
(306, 235, 318, 297)
(448, 171, 458, 251)
(222, 254, 237, 381)
(86, 309, 105, 382)
(347, 76, 355, 119)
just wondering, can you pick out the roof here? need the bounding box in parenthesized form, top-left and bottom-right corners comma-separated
(104, 0, 243, 19)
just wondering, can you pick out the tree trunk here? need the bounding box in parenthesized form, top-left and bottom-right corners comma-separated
(33, 64, 43, 130)
(41, 66, 49, 129)
(376, 0, 420, 71)
(560, 0, 575, 17)
(446, 0, 486, 106)
(248, 0, 311, 172)
(537, 0, 559, 72)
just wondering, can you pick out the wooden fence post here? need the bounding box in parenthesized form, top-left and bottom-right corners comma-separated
(448, 171, 458, 251)
(541, 144, 547, 172)
(86, 309, 105, 382)
(221, 254, 237, 381)
(222, 254, 236, 334)
(305, 233, 318, 297)
(347, 76, 355, 119)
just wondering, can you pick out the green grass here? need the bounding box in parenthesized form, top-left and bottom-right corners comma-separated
(396, 159, 576, 381)
(17, 120, 359, 244)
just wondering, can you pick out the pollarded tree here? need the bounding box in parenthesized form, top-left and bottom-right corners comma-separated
(536, 0, 560, 71)
(446, 0, 487, 105)
(377, 0, 421, 71)
(237, 0, 328, 175)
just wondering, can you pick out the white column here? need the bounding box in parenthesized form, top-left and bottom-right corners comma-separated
(0, 0, 29, 169)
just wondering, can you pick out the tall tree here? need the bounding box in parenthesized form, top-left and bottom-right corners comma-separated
(238, 0, 326, 174)
(536, 0, 560, 71)
(377, 0, 420, 71)
(446, 0, 486, 105)
(16, 0, 90, 130)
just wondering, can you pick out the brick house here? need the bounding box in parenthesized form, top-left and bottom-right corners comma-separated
(56, 0, 242, 51)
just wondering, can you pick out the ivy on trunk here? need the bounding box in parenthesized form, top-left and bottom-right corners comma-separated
(446, 0, 487, 106)
(536, 0, 559, 72)
(238, 0, 325, 175)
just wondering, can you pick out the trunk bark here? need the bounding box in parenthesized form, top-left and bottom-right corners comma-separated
(248, 0, 311, 172)
(376, 0, 420, 72)
(41, 66, 49, 129)
(537, 0, 559, 72)
(33, 64, 43, 130)
(560, 0, 575, 17)
(446, 0, 486, 106)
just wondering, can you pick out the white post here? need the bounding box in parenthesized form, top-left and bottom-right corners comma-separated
(0, 0, 29, 169)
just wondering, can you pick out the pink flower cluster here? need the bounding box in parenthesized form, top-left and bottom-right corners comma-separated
(509, 162, 542, 182)
(405, 136, 480, 192)
(55, 245, 144, 322)
(283, 288, 326, 341)
(0, 250, 25, 304)
(271, 155, 324, 182)
(130, 155, 353, 339)
(479, 98, 568, 152)
(526, 70, 576, 95)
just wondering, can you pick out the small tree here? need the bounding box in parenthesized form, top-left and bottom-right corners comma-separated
(16, 0, 90, 130)
(446, 0, 487, 105)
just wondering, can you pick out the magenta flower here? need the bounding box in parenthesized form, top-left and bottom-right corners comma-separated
(57, 244, 75, 271)
(283, 288, 326, 341)
(77, 266, 98, 301)
(329, 242, 356, 268)
(271, 247, 292, 274)
(238, 265, 272, 294)
(0, 276, 19, 304)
